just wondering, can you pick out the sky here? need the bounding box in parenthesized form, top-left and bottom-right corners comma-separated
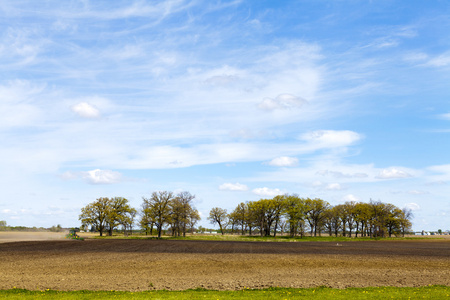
(1, 0, 449, 231)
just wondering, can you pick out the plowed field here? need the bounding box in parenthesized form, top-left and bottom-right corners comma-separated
(0, 239, 449, 291)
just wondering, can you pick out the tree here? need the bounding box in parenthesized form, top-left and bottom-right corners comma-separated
(304, 198, 330, 237)
(140, 197, 154, 235)
(79, 197, 110, 236)
(283, 195, 307, 238)
(247, 200, 267, 236)
(271, 195, 286, 237)
(323, 206, 341, 237)
(120, 207, 137, 236)
(49, 224, 63, 232)
(344, 201, 357, 237)
(385, 203, 403, 237)
(0, 220, 7, 231)
(333, 204, 347, 236)
(187, 208, 201, 234)
(399, 208, 413, 237)
(105, 197, 135, 236)
(176, 191, 197, 237)
(208, 207, 228, 235)
(142, 191, 174, 238)
(231, 202, 249, 235)
(368, 200, 388, 237)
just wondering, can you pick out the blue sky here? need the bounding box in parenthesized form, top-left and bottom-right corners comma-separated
(1, 1, 449, 231)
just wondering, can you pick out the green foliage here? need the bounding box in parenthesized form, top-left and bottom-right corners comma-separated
(79, 197, 136, 237)
(207, 207, 228, 235)
(216, 196, 413, 238)
(0, 220, 7, 231)
(1, 286, 449, 299)
(49, 224, 63, 232)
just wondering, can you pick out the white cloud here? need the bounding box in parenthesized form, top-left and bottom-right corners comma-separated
(316, 170, 368, 178)
(300, 130, 362, 148)
(428, 164, 450, 173)
(325, 183, 343, 190)
(219, 183, 248, 191)
(404, 203, 421, 211)
(60, 169, 122, 184)
(258, 93, 307, 111)
(343, 194, 360, 202)
(82, 169, 122, 184)
(71, 102, 100, 118)
(376, 168, 412, 179)
(268, 156, 298, 167)
(252, 187, 284, 197)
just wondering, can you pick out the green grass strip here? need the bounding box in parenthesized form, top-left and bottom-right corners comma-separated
(1, 286, 449, 299)
(90, 234, 440, 242)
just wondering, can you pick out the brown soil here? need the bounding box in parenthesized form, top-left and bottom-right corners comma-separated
(0, 239, 449, 291)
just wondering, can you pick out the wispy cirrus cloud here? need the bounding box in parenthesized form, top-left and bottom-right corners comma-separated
(258, 94, 307, 111)
(426, 51, 450, 67)
(438, 113, 450, 120)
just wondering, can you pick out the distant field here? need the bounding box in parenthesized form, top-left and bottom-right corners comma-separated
(0, 231, 67, 243)
(1, 231, 448, 244)
(0, 238, 448, 291)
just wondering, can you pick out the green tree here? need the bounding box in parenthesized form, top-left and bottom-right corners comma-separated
(49, 224, 63, 232)
(79, 197, 110, 236)
(176, 191, 197, 237)
(106, 197, 135, 236)
(304, 198, 330, 237)
(399, 208, 413, 237)
(271, 195, 286, 237)
(140, 197, 154, 235)
(187, 208, 201, 234)
(0, 220, 7, 231)
(385, 203, 403, 237)
(208, 207, 228, 235)
(142, 191, 174, 238)
(231, 202, 249, 235)
(120, 207, 137, 236)
(283, 195, 307, 238)
(322, 206, 341, 237)
(344, 201, 357, 237)
(368, 200, 388, 237)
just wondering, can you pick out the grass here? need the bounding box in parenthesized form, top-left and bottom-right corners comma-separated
(1, 286, 449, 299)
(82, 232, 440, 243)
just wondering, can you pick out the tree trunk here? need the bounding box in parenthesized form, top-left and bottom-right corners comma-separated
(157, 225, 162, 238)
(218, 222, 224, 235)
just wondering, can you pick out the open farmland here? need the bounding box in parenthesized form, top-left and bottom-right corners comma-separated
(0, 238, 449, 291)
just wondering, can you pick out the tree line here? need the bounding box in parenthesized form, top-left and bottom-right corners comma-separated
(79, 191, 200, 238)
(79, 192, 413, 238)
(208, 195, 413, 238)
